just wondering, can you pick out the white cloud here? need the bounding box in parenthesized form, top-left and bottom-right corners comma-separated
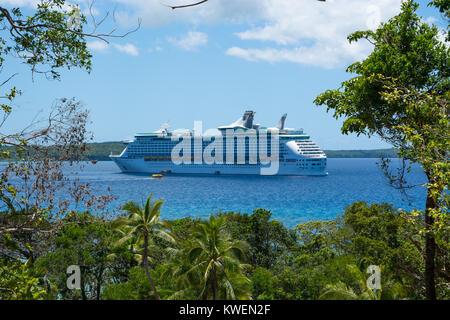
(113, 0, 263, 27)
(86, 41, 139, 56)
(112, 43, 139, 56)
(113, 0, 402, 68)
(148, 46, 163, 53)
(437, 29, 449, 46)
(5, 0, 411, 67)
(87, 40, 109, 52)
(226, 42, 363, 69)
(422, 17, 448, 47)
(1, 0, 40, 6)
(425, 16, 437, 24)
(168, 31, 208, 51)
(226, 0, 401, 68)
(2, 0, 91, 11)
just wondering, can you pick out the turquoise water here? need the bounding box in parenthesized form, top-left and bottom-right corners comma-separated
(66, 158, 426, 228)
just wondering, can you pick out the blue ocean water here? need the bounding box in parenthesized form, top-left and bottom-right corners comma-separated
(64, 158, 426, 228)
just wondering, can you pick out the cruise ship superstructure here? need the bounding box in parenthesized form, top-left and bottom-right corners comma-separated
(110, 111, 327, 176)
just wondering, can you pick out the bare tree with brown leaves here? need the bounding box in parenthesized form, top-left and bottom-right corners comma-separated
(0, 1, 136, 264)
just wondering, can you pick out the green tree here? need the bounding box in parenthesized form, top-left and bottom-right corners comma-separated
(220, 209, 297, 269)
(318, 263, 409, 300)
(0, 0, 136, 235)
(35, 212, 135, 300)
(314, 0, 449, 299)
(319, 281, 377, 300)
(187, 215, 250, 300)
(112, 194, 174, 300)
(0, 260, 46, 300)
(0, 1, 136, 299)
(429, 0, 449, 40)
(102, 266, 155, 300)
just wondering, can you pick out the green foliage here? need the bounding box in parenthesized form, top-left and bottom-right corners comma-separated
(0, 0, 92, 79)
(1, 141, 127, 162)
(181, 215, 250, 300)
(247, 202, 433, 300)
(220, 209, 296, 269)
(295, 220, 339, 254)
(35, 212, 135, 300)
(429, 0, 450, 40)
(102, 266, 155, 300)
(315, 0, 448, 137)
(314, 0, 449, 299)
(2, 0, 447, 301)
(250, 267, 275, 299)
(0, 260, 46, 300)
(85, 142, 127, 160)
(343, 202, 405, 260)
(0, 0, 111, 250)
(112, 194, 175, 300)
(319, 281, 377, 300)
(3, 143, 401, 161)
(324, 149, 398, 158)
(1, 201, 445, 300)
(0, 209, 54, 263)
(333, 202, 425, 299)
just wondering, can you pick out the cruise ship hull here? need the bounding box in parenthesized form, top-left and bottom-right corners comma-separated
(111, 111, 328, 177)
(110, 157, 327, 176)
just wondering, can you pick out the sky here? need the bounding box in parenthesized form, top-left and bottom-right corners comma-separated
(1, 0, 447, 149)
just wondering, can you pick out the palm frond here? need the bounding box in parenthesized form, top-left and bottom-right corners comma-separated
(121, 200, 142, 215)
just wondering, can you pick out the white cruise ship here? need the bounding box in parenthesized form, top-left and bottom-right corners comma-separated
(110, 111, 327, 176)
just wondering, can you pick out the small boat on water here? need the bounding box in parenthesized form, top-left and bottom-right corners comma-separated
(152, 174, 163, 179)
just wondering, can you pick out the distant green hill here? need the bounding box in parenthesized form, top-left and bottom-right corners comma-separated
(85, 142, 126, 161)
(323, 148, 398, 158)
(85, 142, 398, 160)
(2, 142, 398, 161)
(0, 141, 126, 161)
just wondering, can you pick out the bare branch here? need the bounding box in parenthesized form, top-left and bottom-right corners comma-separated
(162, 0, 326, 10)
(0, 3, 141, 45)
(161, 0, 209, 10)
(0, 73, 18, 89)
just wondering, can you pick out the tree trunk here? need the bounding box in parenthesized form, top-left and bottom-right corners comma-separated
(211, 265, 218, 300)
(143, 233, 161, 300)
(80, 268, 87, 300)
(424, 187, 437, 300)
(96, 267, 104, 300)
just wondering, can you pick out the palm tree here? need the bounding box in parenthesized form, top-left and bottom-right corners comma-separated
(112, 194, 174, 300)
(318, 264, 379, 300)
(159, 247, 203, 300)
(186, 215, 250, 300)
(319, 281, 378, 300)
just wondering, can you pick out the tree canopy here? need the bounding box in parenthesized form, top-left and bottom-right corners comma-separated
(315, 0, 449, 299)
